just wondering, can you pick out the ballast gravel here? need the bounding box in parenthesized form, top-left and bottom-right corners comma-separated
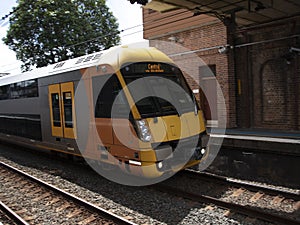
(0, 144, 275, 225)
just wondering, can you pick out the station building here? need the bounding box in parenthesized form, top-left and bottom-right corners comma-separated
(142, 3, 300, 132)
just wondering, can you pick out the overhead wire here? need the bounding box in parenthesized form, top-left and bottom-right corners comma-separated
(5, 2, 294, 72)
(0, 23, 145, 70)
(0, 1, 19, 22)
(0, 23, 146, 72)
(63, 9, 190, 49)
(0, 4, 165, 70)
(0, 6, 18, 28)
(1, 2, 299, 70)
(0, 3, 188, 52)
(1, 9, 15, 22)
(121, 29, 144, 38)
(0, 8, 227, 72)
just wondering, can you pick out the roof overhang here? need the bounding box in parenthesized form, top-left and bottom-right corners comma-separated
(143, 0, 300, 26)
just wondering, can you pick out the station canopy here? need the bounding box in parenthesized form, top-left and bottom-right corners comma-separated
(143, 0, 300, 26)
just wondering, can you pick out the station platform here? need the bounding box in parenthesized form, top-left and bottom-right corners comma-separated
(204, 128, 300, 188)
(211, 128, 300, 139)
(208, 128, 300, 155)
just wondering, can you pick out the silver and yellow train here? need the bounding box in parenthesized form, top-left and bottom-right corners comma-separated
(0, 46, 208, 179)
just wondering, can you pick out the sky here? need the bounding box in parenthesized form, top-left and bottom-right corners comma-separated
(0, 0, 145, 75)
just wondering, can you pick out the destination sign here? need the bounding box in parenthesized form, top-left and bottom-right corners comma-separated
(145, 64, 165, 73)
(122, 62, 178, 75)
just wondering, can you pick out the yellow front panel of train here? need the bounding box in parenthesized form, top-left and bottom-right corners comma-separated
(147, 112, 204, 143)
(147, 115, 189, 143)
(146, 117, 168, 143)
(163, 115, 190, 140)
(182, 111, 206, 136)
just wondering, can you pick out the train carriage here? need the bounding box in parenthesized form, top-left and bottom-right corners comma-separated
(0, 45, 208, 179)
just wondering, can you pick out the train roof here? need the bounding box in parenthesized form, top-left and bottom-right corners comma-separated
(0, 45, 174, 87)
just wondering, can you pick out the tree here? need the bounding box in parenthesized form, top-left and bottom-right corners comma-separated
(3, 0, 120, 71)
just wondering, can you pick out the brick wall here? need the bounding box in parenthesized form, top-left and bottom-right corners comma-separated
(143, 8, 300, 131)
(147, 21, 236, 129)
(235, 17, 300, 131)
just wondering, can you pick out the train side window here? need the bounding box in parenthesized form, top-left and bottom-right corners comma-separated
(124, 76, 159, 117)
(51, 93, 61, 127)
(93, 75, 130, 118)
(0, 79, 38, 101)
(0, 85, 9, 100)
(63, 92, 73, 128)
(9, 83, 18, 99)
(24, 79, 38, 98)
(15, 81, 25, 98)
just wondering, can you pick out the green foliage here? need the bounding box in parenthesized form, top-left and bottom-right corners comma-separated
(3, 0, 121, 71)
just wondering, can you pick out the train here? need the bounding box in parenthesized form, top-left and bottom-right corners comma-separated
(0, 45, 208, 181)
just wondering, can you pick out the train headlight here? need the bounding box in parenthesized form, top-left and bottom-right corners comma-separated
(136, 119, 152, 142)
(157, 162, 163, 169)
(201, 148, 206, 155)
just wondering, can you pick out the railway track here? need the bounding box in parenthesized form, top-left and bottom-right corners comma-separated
(0, 200, 29, 225)
(184, 169, 300, 200)
(0, 161, 136, 225)
(154, 169, 300, 225)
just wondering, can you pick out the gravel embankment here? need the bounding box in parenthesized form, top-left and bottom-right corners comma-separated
(0, 144, 277, 225)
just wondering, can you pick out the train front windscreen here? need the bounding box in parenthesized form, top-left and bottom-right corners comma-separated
(121, 62, 197, 118)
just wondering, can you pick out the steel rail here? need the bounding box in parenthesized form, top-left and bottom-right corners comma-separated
(0, 161, 137, 225)
(0, 200, 30, 225)
(154, 184, 300, 225)
(183, 169, 300, 201)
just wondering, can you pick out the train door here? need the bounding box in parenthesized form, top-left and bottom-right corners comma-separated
(48, 82, 76, 139)
(199, 65, 218, 127)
